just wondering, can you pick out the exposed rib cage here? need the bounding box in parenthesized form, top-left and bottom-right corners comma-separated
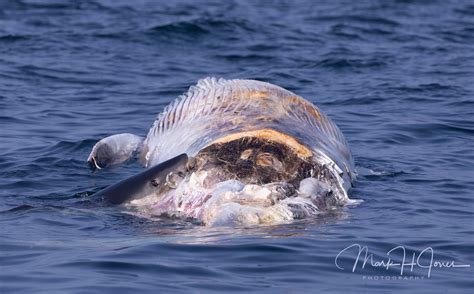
(152, 78, 346, 145)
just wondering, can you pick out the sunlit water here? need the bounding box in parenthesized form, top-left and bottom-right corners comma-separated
(1, 0, 473, 292)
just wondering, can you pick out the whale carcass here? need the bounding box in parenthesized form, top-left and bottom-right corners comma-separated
(88, 78, 357, 226)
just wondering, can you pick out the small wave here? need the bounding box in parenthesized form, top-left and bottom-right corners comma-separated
(437, 30, 474, 44)
(214, 53, 275, 62)
(144, 17, 255, 40)
(315, 57, 388, 70)
(385, 83, 469, 104)
(17, 65, 124, 86)
(454, 4, 474, 16)
(48, 139, 97, 153)
(328, 23, 394, 40)
(0, 204, 35, 214)
(0, 34, 29, 42)
(324, 95, 388, 106)
(392, 122, 474, 138)
(147, 20, 209, 36)
(13, 0, 108, 11)
(313, 15, 400, 27)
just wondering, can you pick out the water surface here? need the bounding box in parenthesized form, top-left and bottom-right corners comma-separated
(1, 0, 473, 292)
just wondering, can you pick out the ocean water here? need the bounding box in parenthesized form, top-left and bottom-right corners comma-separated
(1, 0, 473, 292)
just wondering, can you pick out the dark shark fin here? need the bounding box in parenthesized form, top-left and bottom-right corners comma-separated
(94, 154, 189, 205)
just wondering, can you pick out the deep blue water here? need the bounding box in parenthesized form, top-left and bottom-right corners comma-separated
(1, 0, 473, 292)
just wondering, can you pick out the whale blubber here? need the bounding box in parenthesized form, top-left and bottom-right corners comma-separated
(209, 129, 313, 159)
